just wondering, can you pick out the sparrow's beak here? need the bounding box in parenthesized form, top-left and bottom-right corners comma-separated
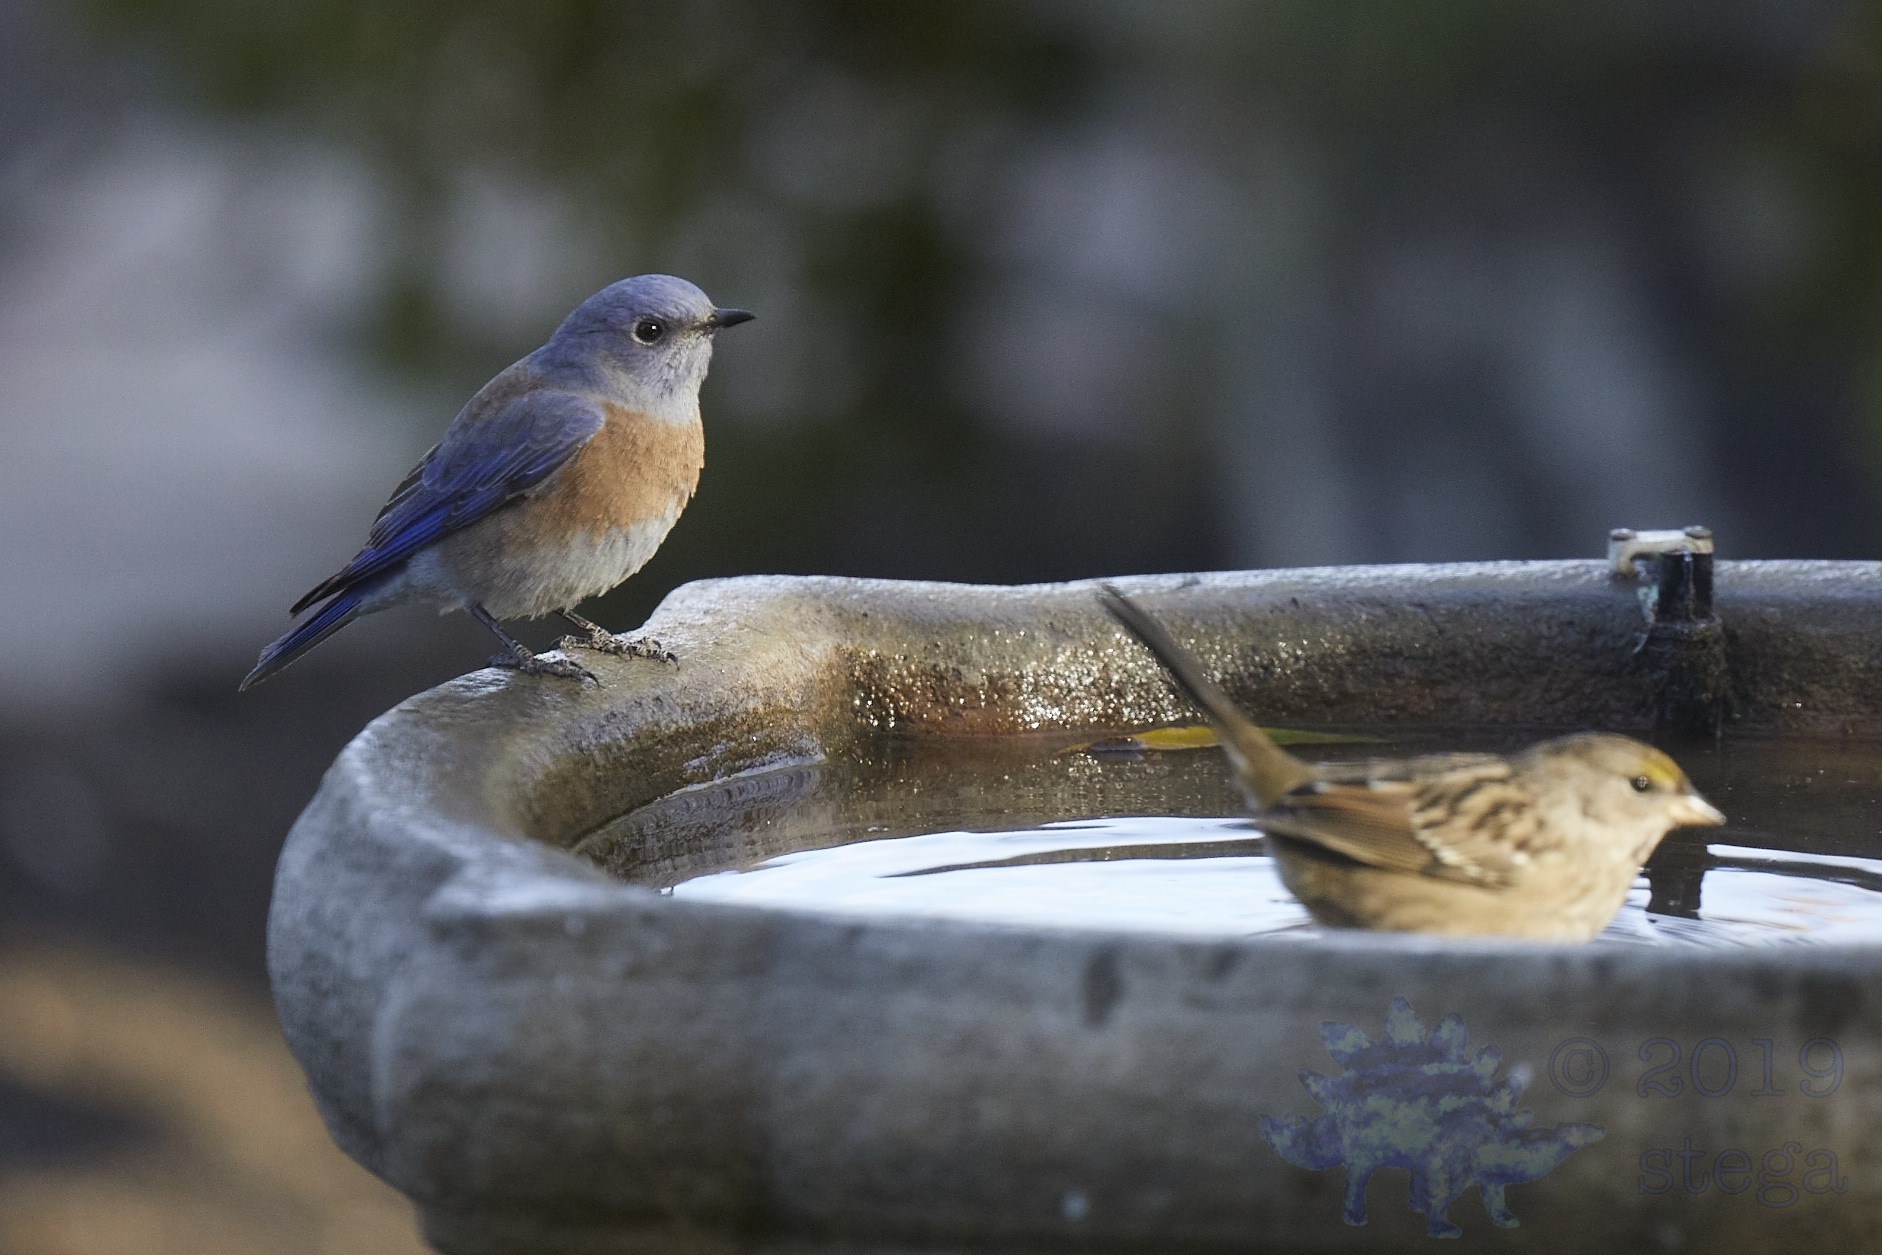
(1668, 792, 1726, 827)
(705, 307, 755, 330)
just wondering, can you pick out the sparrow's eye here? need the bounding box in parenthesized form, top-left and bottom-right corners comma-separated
(631, 317, 666, 345)
(1631, 775, 1653, 793)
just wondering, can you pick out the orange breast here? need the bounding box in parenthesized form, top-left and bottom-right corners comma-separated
(536, 403, 705, 535)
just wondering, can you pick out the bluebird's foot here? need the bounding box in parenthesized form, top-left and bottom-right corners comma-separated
(489, 650, 597, 685)
(562, 633, 678, 665)
(470, 602, 596, 683)
(557, 609, 677, 665)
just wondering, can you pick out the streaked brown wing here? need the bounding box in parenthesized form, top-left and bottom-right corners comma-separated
(1405, 764, 1551, 887)
(1258, 756, 1543, 887)
(1258, 778, 1437, 875)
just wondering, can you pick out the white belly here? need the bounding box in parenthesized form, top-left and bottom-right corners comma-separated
(395, 501, 683, 620)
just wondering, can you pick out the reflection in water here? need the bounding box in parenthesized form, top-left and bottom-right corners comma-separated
(675, 817, 1312, 938)
(579, 732, 1882, 948)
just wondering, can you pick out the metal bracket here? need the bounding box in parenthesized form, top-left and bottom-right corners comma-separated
(1608, 525, 1713, 578)
(1610, 526, 1726, 735)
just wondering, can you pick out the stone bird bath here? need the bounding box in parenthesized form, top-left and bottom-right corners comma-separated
(269, 559, 1882, 1253)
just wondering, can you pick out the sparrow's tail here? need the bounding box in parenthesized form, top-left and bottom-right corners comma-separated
(240, 588, 368, 691)
(1096, 584, 1315, 808)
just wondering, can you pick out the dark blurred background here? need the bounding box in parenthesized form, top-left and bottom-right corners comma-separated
(2, 2, 1879, 1249)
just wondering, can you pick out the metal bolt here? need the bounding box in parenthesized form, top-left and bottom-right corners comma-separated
(1684, 525, 1712, 540)
(1610, 528, 1637, 541)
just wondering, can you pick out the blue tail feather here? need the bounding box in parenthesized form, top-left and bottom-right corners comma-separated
(240, 589, 367, 690)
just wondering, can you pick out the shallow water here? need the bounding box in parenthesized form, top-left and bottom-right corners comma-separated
(575, 732, 1882, 946)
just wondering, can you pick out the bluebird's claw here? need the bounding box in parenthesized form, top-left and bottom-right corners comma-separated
(557, 609, 677, 665)
(489, 651, 598, 685)
(470, 603, 595, 682)
(561, 633, 677, 666)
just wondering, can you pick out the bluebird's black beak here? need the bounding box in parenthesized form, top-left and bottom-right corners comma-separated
(705, 308, 755, 330)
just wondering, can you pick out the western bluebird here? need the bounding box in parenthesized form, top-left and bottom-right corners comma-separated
(240, 274, 753, 690)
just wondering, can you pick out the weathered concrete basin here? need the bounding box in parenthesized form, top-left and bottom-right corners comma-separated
(270, 562, 1882, 1254)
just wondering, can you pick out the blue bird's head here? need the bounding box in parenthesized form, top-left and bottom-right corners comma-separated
(544, 274, 754, 412)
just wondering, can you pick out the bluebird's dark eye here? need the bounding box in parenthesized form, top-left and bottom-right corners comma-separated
(631, 317, 666, 345)
(1631, 775, 1653, 793)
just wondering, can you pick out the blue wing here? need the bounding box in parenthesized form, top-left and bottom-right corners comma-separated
(291, 384, 605, 613)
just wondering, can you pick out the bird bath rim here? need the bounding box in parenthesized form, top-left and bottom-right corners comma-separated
(268, 562, 1882, 1254)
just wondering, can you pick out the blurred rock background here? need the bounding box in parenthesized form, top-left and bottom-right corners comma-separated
(2, 1, 1879, 1250)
